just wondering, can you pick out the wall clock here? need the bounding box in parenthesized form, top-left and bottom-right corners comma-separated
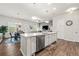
(66, 20, 73, 26)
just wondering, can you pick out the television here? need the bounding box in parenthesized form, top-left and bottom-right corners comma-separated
(42, 25, 49, 30)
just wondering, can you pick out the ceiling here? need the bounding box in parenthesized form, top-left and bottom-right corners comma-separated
(0, 3, 79, 21)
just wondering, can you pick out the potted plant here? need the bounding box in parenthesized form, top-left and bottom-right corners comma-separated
(0, 25, 8, 39)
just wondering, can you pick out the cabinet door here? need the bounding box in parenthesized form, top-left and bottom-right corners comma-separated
(45, 35, 49, 47)
(26, 37, 36, 56)
(49, 34, 57, 44)
(48, 35, 52, 44)
(45, 34, 57, 47)
(52, 34, 57, 42)
(31, 37, 36, 54)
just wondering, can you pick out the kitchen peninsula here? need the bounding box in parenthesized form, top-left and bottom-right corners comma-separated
(20, 32, 57, 56)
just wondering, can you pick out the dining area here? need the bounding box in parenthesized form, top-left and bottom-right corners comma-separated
(0, 24, 23, 44)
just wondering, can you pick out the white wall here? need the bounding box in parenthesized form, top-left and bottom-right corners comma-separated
(0, 15, 38, 33)
(53, 11, 79, 42)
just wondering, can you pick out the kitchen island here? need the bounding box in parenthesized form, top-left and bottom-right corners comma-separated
(20, 32, 57, 56)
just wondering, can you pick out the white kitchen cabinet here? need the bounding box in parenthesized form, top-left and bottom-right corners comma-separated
(20, 32, 57, 56)
(45, 33, 57, 47)
(45, 34, 49, 47)
(48, 34, 52, 44)
(30, 37, 36, 54)
(21, 36, 36, 56)
(20, 36, 28, 55)
(51, 33, 57, 43)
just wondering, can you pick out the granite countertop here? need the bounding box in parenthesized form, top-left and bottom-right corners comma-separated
(21, 32, 57, 37)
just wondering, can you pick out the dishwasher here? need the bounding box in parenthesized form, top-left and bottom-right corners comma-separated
(36, 35, 45, 52)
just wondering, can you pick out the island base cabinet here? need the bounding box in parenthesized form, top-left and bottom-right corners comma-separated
(45, 35, 50, 47)
(20, 32, 57, 56)
(21, 36, 36, 56)
(30, 37, 36, 54)
(20, 36, 28, 56)
(52, 34, 57, 42)
(45, 34, 57, 47)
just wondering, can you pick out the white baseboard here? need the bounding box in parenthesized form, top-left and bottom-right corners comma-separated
(58, 38, 79, 42)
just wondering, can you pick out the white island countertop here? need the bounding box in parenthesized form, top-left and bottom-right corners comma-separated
(21, 32, 57, 37)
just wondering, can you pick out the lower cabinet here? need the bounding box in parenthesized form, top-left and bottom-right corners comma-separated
(27, 37, 36, 55)
(21, 36, 28, 55)
(21, 33, 57, 56)
(45, 35, 50, 47)
(30, 37, 36, 54)
(45, 33, 57, 47)
(52, 34, 57, 42)
(21, 36, 36, 56)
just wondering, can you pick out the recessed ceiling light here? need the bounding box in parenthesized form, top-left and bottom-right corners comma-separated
(52, 7, 56, 10)
(32, 16, 41, 21)
(45, 21, 49, 23)
(66, 7, 77, 12)
(48, 3, 52, 5)
(32, 16, 38, 20)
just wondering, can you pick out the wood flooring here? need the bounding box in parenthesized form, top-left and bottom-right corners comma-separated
(36, 39, 79, 56)
(0, 39, 79, 56)
(0, 39, 22, 56)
